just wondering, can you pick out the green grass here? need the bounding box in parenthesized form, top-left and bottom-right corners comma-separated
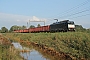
(3, 32, 90, 59)
(0, 35, 24, 60)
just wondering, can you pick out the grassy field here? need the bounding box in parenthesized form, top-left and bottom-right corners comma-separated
(3, 32, 90, 59)
(0, 34, 24, 60)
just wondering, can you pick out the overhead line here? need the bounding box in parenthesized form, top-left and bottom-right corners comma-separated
(68, 14, 90, 19)
(60, 8, 90, 18)
(47, 0, 89, 21)
(56, 0, 89, 18)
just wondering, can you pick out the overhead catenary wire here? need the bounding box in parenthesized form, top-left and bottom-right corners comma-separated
(55, 0, 89, 18)
(47, 0, 89, 22)
(68, 14, 90, 19)
(59, 7, 90, 19)
(47, 0, 90, 23)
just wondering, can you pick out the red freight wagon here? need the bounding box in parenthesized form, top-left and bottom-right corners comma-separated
(29, 27, 38, 33)
(36, 26, 43, 32)
(34, 27, 38, 32)
(29, 28, 35, 33)
(23, 29, 29, 33)
(19, 30, 22, 33)
(17, 30, 19, 33)
(21, 30, 23, 33)
(13, 30, 18, 33)
(42, 25, 50, 32)
(29, 25, 50, 33)
(14, 30, 23, 33)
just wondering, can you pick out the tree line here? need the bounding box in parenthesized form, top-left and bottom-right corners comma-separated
(0, 24, 41, 33)
(0, 24, 90, 33)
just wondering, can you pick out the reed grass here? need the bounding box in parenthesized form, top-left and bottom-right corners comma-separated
(3, 32, 90, 59)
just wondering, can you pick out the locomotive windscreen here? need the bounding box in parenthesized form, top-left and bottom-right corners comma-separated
(68, 21, 74, 24)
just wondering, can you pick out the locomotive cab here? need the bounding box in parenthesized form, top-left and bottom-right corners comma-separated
(68, 21, 75, 31)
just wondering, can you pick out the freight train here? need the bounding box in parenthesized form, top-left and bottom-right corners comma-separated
(14, 20, 75, 33)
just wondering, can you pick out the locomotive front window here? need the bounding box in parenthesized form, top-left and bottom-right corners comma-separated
(68, 21, 74, 24)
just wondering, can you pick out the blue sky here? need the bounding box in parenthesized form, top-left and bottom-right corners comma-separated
(0, 0, 90, 29)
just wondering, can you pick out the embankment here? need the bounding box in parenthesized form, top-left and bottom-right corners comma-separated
(3, 32, 90, 60)
(0, 33, 25, 60)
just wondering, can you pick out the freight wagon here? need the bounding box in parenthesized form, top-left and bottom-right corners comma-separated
(29, 25, 50, 33)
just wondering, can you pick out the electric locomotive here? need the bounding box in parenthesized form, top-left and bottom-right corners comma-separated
(50, 20, 75, 32)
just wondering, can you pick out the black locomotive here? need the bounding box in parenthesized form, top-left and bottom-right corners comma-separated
(50, 20, 75, 32)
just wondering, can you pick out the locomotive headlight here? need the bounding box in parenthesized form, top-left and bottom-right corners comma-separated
(69, 29, 71, 30)
(68, 24, 75, 28)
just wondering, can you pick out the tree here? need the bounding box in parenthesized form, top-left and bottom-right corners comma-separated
(22, 25, 27, 29)
(75, 25, 86, 32)
(37, 24, 41, 27)
(29, 25, 35, 28)
(9, 25, 21, 32)
(1, 27, 8, 33)
(9, 25, 27, 32)
(0, 30, 1, 33)
(86, 28, 90, 33)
